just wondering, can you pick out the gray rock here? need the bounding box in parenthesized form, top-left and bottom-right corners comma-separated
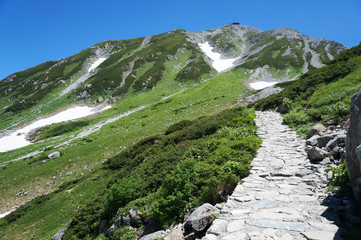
(246, 218, 310, 232)
(107, 225, 115, 238)
(48, 151, 61, 159)
(221, 231, 247, 240)
(51, 226, 67, 240)
(277, 103, 288, 114)
(241, 199, 279, 209)
(139, 230, 166, 240)
(316, 134, 334, 148)
(206, 219, 228, 235)
(114, 214, 131, 227)
(97, 96, 104, 103)
(346, 89, 361, 202)
(184, 203, 220, 233)
(129, 208, 142, 227)
(307, 147, 327, 161)
(99, 219, 106, 234)
(325, 133, 346, 151)
(307, 124, 326, 139)
(164, 224, 183, 240)
(306, 135, 319, 146)
(302, 231, 335, 240)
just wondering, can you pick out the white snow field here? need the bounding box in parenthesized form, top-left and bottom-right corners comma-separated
(198, 42, 240, 72)
(249, 81, 278, 90)
(0, 105, 111, 152)
(88, 57, 106, 72)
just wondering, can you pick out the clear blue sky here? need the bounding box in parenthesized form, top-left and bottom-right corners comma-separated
(1, 0, 360, 80)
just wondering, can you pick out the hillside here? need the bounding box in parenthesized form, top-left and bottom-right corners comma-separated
(0, 24, 349, 239)
(251, 42, 361, 134)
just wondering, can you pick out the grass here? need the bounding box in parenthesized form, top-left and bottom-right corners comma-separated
(0, 66, 248, 239)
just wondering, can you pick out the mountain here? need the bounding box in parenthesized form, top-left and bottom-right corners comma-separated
(0, 25, 345, 127)
(0, 24, 350, 239)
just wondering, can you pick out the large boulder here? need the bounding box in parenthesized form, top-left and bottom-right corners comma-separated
(346, 89, 361, 203)
(183, 203, 219, 238)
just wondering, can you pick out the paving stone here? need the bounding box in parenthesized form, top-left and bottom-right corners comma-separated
(220, 231, 247, 240)
(226, 219, 245, 232)
(241, 199, 279, 209)
(207, 219, 228, 235)
(279, 233, 294, 240)
(202, 111, 338, 240)
(246, 218, 310, 232)
(301, 231, 335, 240)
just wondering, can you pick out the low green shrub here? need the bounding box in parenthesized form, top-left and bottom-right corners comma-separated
(283, 110, 310, 125)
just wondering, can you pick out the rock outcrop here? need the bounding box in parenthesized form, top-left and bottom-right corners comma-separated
(346, 89, 361, 203)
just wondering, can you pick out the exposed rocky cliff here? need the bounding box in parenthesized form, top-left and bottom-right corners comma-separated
(346, 89, 361, 203)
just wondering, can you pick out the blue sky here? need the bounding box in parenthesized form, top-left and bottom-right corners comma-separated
(0, 0, 360, 80)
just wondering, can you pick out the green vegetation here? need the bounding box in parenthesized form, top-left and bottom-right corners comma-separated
(29, 120, 90, 142)
(0, 25, 350, 240)
(0, 65, 249, 240)
(251, 43, 361, 133)
(63, 106, 260, 238)
(241, 38, 304, 70)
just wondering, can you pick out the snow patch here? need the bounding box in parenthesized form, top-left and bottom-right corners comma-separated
(0, 105, 111, 152)
(88, 57, 106, 72)
(198, 42, 239, 72)
(250, 81, 278, 90)
(0, 210, 14, 219)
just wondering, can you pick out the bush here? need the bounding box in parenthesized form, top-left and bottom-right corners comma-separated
(283, 110, 310, 125)
(322, 102, 350, 121)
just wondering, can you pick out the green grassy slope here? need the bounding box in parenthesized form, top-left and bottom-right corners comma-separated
(251, 43, 361, 133)
(0, 30, 214, 133)
(0, 67, 252, 239)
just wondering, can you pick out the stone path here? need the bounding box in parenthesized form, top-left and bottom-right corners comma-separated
(202, 111, 341, 240)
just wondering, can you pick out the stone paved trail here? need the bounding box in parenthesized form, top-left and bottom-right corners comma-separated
(202, 111, 341, 240)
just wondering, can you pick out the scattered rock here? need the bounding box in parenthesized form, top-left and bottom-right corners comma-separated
(139, 230, 166, 240)
(183, 203, 219, 238)
(325, 134, 346, 151)
(307, 124, 326, 139)
(307, 147, 327, 161)
(276, 103, 288, 114)
(48, 152, 61, 159)
(306, 135, 319, 146)
(129, 208, 142, 227)
(164, 224, 183, 240)
(316, 134, 334, 148)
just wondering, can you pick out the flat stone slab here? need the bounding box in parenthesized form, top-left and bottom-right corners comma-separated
(246, 218, 310, 232)
(220, 231, 247, 240)
(302, 231, 335, 240)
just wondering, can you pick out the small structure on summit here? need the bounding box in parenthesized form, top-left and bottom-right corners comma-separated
(232, 22, 240, 25)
